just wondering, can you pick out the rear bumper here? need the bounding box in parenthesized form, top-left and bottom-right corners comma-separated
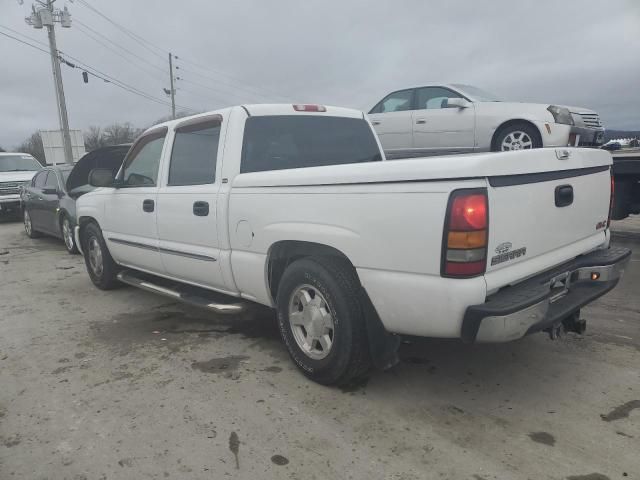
(461, 246, 631, 343)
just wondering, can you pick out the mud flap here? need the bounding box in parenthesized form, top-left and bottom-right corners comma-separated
(359, 287, 401, 370)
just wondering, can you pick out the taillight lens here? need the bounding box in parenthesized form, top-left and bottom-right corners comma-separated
(608, 172, 614, 228)
(442, 189, 488, 278)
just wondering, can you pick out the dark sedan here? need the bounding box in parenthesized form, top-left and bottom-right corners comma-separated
(21, 145, 130, 253)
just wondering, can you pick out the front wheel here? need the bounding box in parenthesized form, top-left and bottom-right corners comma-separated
(81, 222, 121, 290)
(276, 257, 371, 386)
(23, 209, 41, 238)
(61, 215, 78, 254)
(493, 123, 542, 152)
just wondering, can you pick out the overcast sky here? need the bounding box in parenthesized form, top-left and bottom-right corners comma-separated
(1, 0, 639, 148)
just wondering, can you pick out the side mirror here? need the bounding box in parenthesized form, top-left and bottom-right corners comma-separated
(42, 187, 58, 195)
(89, 168, 116, 188)
(444, 97, 470, 109)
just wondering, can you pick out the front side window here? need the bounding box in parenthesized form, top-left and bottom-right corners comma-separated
(44, 170, 59, 190)
(370, 89, 414, 114)
(168, 117, 221, 186)
(241, 116, 382, 173)
(122, 129, 167, 186)
(416, 87, 462, 110)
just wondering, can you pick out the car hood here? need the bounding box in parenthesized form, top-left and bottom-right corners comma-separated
(564, 105, 598, 115)
(0, 171, 39, 183)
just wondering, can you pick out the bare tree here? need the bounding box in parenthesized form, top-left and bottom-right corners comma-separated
(84, 126, 108, 152)
(16, 131, 45, 165)
(102, 122, 140, 146)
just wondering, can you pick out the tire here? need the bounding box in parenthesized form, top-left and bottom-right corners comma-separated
(493, 122, 542, 152)
(276, 256, 371, 386)
(60, 215, 79, 254)
(81, 222, 120, 290)
(23, 209, 41, 238)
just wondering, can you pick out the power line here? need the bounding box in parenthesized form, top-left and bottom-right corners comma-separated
(0, 27, 52, 56)
(73, 22, 166, 83)
(0, 26, 195, 113)
(73, 0, 167, 60)
(73, 18, 166, 74)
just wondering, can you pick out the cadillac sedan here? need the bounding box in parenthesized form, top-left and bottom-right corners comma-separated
(367, 84, 604, 159)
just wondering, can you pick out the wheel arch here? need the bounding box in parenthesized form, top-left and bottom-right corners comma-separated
(266, 240, 356, 303)
(490, 118, 543, 151)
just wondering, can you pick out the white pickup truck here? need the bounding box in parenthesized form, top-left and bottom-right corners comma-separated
(75, 104, 630, 386)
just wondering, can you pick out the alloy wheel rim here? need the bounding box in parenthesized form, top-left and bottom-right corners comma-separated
(88, 236, 103, 276)
(62, 219, 74, 251)
(501, 131, 533, 151)
(288, 285, 335, 360)
(24, 210, 32, 235)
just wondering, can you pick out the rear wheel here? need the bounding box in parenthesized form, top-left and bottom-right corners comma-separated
(276, 256, 371, 386)
(493, 123, 542, 152)
(61, 215, 78, 254)
(23, 209, 41, 238)
(81, 222, 120, 290)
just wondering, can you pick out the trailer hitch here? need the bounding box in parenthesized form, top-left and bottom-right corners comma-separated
(545, 310, 586, 340)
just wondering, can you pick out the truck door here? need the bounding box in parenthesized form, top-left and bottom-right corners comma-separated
(156, 114, 227, 291)
(412, 86, 475, 155)
(102, 128, 166, 274)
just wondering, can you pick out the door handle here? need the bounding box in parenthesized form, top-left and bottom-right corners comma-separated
(142, 199, 155, 212)
(371, 121, 381, 125)
(555, 185, 574, 207)
(193, 201, 209, 216)
(415, 119, 427, 124)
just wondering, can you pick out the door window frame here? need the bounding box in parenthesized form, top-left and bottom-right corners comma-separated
(369, 88, 416, 114)
(117, 126, 168, 187)
(166, 114, 223, 187)
(43, 169, 60, 191)
(32, 170, 48, 188)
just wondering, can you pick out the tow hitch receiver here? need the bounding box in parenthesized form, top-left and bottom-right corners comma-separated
(545, 310, 586, 340)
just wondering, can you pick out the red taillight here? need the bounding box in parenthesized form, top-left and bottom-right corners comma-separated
(293, 104, 326, 112)
(608, 173, 614, 228)
(449, 194, 488, 230)
(442, 189, 489, 278)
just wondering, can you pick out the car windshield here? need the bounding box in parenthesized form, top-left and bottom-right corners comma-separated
(0, 155, 42, 172)
(452, 84, 501, 102)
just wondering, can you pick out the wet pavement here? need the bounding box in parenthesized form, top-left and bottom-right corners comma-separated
(0, 216, 638, 479)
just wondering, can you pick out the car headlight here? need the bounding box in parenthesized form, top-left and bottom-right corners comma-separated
(547, 105, 574, 125)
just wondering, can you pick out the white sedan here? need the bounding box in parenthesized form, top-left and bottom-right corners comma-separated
(367, 84, 604, 158)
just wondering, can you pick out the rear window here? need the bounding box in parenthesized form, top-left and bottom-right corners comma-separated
(240, 115, 382, 174)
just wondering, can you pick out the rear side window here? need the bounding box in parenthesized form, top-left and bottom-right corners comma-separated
(240, 116, 382, 174)
(168, 117, 221, 186)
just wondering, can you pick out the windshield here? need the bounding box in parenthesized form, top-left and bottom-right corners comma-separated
(452, 84, 501, 102)
(0, 155, 42, 172)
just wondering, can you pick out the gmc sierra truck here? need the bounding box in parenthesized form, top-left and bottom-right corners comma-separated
(74, 104, 630, 386)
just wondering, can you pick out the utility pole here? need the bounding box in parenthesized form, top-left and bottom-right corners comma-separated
(25, 1, 74, 164)
(168, 52, 176, 119)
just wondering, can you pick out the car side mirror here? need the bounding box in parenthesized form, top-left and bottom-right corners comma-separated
(444, 98, 470, 109)
(89, 168, 116, 188)
(42, 187, 58, 195)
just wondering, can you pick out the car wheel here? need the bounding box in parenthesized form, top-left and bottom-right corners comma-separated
(276, 256, 371, 386)
(493, 123, 542, 152)
(23, 209, 41, 238)
(61, 215, 78, 254)
(81, 222, 120, 290)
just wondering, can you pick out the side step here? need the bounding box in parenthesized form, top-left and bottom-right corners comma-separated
(117, 270, 246, 314)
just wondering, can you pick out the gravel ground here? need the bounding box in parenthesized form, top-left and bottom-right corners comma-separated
(0, 217, 638, 480)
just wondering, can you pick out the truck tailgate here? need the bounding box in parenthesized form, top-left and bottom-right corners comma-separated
(485, 151, 611, 292)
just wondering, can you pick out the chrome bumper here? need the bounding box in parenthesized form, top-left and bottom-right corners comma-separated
(462, 247, 631, 343)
